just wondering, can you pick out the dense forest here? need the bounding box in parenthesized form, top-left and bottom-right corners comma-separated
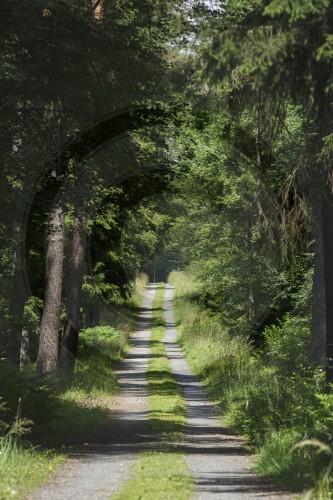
(1, 0, 333, 498)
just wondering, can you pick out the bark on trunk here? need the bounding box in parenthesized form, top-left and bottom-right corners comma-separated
(59, 201, 88, 373)
(311, 196, 326, 365)
(20, 329, 30, 366)
(6, 235, 28, 366)
(321, 188, 333, 382)
(36, 204, 65, 373)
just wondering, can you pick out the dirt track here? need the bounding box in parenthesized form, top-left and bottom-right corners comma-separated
(29, 286, 157, 500)
(30, 284, 294, 499)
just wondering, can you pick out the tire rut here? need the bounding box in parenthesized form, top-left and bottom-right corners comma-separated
(163, 284, 294, 499)
(29, 285, 157, 500)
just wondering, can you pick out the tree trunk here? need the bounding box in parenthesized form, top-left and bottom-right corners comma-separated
(87, 301, 101, 327)
(6, 234, 28, 366)
(36, 204, 65, 373)
(20, 329, 30, 366)
(59, 201, 88, 373)
(311, 196, 326, 365)
(321, 187, 333, 382)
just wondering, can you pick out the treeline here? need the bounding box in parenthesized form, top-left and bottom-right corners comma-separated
(0, 0, 189, 374)
(1, 0, 333, 457)
(160, 0, 333, 376)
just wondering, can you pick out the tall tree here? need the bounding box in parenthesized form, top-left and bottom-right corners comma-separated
(59, 199, 88, 373)
(5, 232, 28, 365)
(36, 201, 65, 373)
(200, 0, 333, 373)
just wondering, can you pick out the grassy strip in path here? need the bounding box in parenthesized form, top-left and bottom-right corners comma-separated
(147, 285, 187, 437)
(113, 284, 193, 500)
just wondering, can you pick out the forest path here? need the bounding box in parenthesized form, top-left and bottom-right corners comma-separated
(30, 284, 294, 500)
(164, 284, 293, 499)
(29, 285, 157, 500)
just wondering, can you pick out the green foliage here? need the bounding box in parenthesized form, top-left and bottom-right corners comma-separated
(0, 361, 60, 438)
(263, 315, 311, 371)
(0, 286, 141, 496)
(0, 435, 64, 500)
(66, 325, 129, 399)
(255, 429, 324, 489)
(166, 109, 289, 335)
(0, 291, 137, 440)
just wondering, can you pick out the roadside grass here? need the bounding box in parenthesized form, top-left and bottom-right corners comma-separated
(48, 323, 131, 444)
(113, 284, 194, 500)
(0, 275, 148, 498)
(169, 270, 333, 498)
(0, 436, 64, 500)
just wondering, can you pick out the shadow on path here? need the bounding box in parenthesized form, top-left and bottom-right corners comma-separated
(30, 284, 295, 500)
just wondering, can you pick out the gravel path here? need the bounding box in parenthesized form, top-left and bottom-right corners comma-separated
(30, 284, 294, 499)
(163, 284, 294, 499)
(30, 285, 157, 500)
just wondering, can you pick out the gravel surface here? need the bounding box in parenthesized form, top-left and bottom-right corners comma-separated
(163, 284, 294, 499)
(30, 284, 295, 499)
(29, 285, 157, 500)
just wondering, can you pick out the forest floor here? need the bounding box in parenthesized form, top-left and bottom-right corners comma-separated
(29, 284, 294, 500)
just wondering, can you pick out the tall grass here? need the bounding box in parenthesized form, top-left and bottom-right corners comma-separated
(169, 270, 333, 497)
(0, 436, 64, 500)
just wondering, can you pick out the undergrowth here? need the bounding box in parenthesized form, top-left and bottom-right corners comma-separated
(0, 435, 64, 500)
(169, 270, 333, 499)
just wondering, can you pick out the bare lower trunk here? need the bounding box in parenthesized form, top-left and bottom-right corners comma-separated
(20, 329, 30, 366)
(311, 197, 326, 365)
(36, 205, 65, 373)
(6, 235, 28, 366)
(59, 201, 88, 373)
(321, 188, 333, 382)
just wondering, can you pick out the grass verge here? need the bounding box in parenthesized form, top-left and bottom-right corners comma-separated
(113, 284, 193, 500)
(0, 436, 64, 500)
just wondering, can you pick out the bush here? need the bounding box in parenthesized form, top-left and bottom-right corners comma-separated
(263, 315, 311, 373)
(0, 361, 60, 438)
(68, 325, 129, 398)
